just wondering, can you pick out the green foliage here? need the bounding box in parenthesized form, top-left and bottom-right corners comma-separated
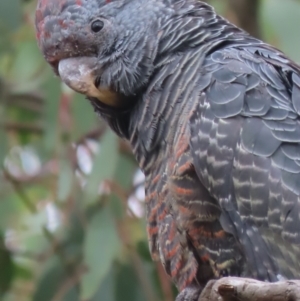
(0, 233, 14, 297)
(0, 0, 299, 300)
(81, 207, 121, 300)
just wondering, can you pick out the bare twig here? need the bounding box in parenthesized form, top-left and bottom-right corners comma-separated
(76, 126, 106, 145)
(6, 93, 44, 113)
(199, 277, 300, 301)
(3, 169, 37, 214)
(2, 121, 44, 134)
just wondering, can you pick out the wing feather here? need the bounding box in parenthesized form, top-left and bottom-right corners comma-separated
(189, 46, 300, 280)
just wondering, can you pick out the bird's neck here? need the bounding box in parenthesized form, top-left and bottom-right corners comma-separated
(127, 50, 207, 174)
(124, 6, 237, 173)
(91, 1, 262, 174)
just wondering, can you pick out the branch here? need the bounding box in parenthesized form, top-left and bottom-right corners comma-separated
(3, 121, 44, 134)
(199, 277, 300, 301)
(3, 169, 37, 214)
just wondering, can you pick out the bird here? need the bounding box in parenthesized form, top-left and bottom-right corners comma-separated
(35, 0, 300, 300)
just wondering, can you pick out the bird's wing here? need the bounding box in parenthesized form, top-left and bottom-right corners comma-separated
(189, 46, 300, 280)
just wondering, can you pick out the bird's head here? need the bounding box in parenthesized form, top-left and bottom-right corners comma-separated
(35, 0, 169, 105)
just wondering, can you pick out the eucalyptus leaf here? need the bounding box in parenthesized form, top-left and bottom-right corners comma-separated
(0, 0, 21, 32)
(72, 93, 98, 140)
(57, 158, 74, 202)
(90, 268, 115, 301)
(42, 75, 61, 153)
(32, 257, 79, 301)
(84, 129, 119, 205)
(81, 207, 121, 300)
(115, 264, 144, 301)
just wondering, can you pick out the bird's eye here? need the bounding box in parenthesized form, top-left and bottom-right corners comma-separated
(91, 20, 104, 33)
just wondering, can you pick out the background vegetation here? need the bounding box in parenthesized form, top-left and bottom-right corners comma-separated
(0, 0, 300, 300)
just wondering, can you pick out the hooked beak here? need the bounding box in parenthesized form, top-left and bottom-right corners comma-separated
(58, 57, 122, 107)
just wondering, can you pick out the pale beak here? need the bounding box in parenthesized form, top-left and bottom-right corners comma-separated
(58, 57, 121, 106)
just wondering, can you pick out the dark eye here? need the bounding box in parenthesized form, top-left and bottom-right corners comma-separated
(91, 20, 104, 33)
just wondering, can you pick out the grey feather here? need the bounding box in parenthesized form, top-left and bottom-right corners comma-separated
(36, 0, 300, 293)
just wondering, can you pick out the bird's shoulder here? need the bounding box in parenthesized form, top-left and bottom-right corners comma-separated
(197, 43, 300, 120)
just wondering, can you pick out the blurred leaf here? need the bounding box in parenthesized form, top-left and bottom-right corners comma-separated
(0, 123, 7, 168)
(0, 234, 14, 297)
(0, 79, 8, 166)
(13, 263, 33, 280)
(0, 27, 11, 54)
(57, 158, 74, 202)
(32, 257, 79, 301)
(0, 0, 21, 32)
(72, 93, 98, 140)
(0, 186, 31, 230)
(109, 154, 137, 219)
(84, 129, 118, 205)
(261, 0, 300, 62)
(81, 207, 120, 300)
(115, 264, 144, 301)
(9, 41, 44, 92)
(136, 240, 153, 263)
(109, 194, 124, 220)
(90, 268, 115, 301)
(65, 212, 85, 248)
(42, 75, 61, 153)
(114, 154, 136, 189)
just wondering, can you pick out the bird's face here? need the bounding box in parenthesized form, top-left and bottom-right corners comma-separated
(36, 0, 114, 72)
(35, 0, 165, 104)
